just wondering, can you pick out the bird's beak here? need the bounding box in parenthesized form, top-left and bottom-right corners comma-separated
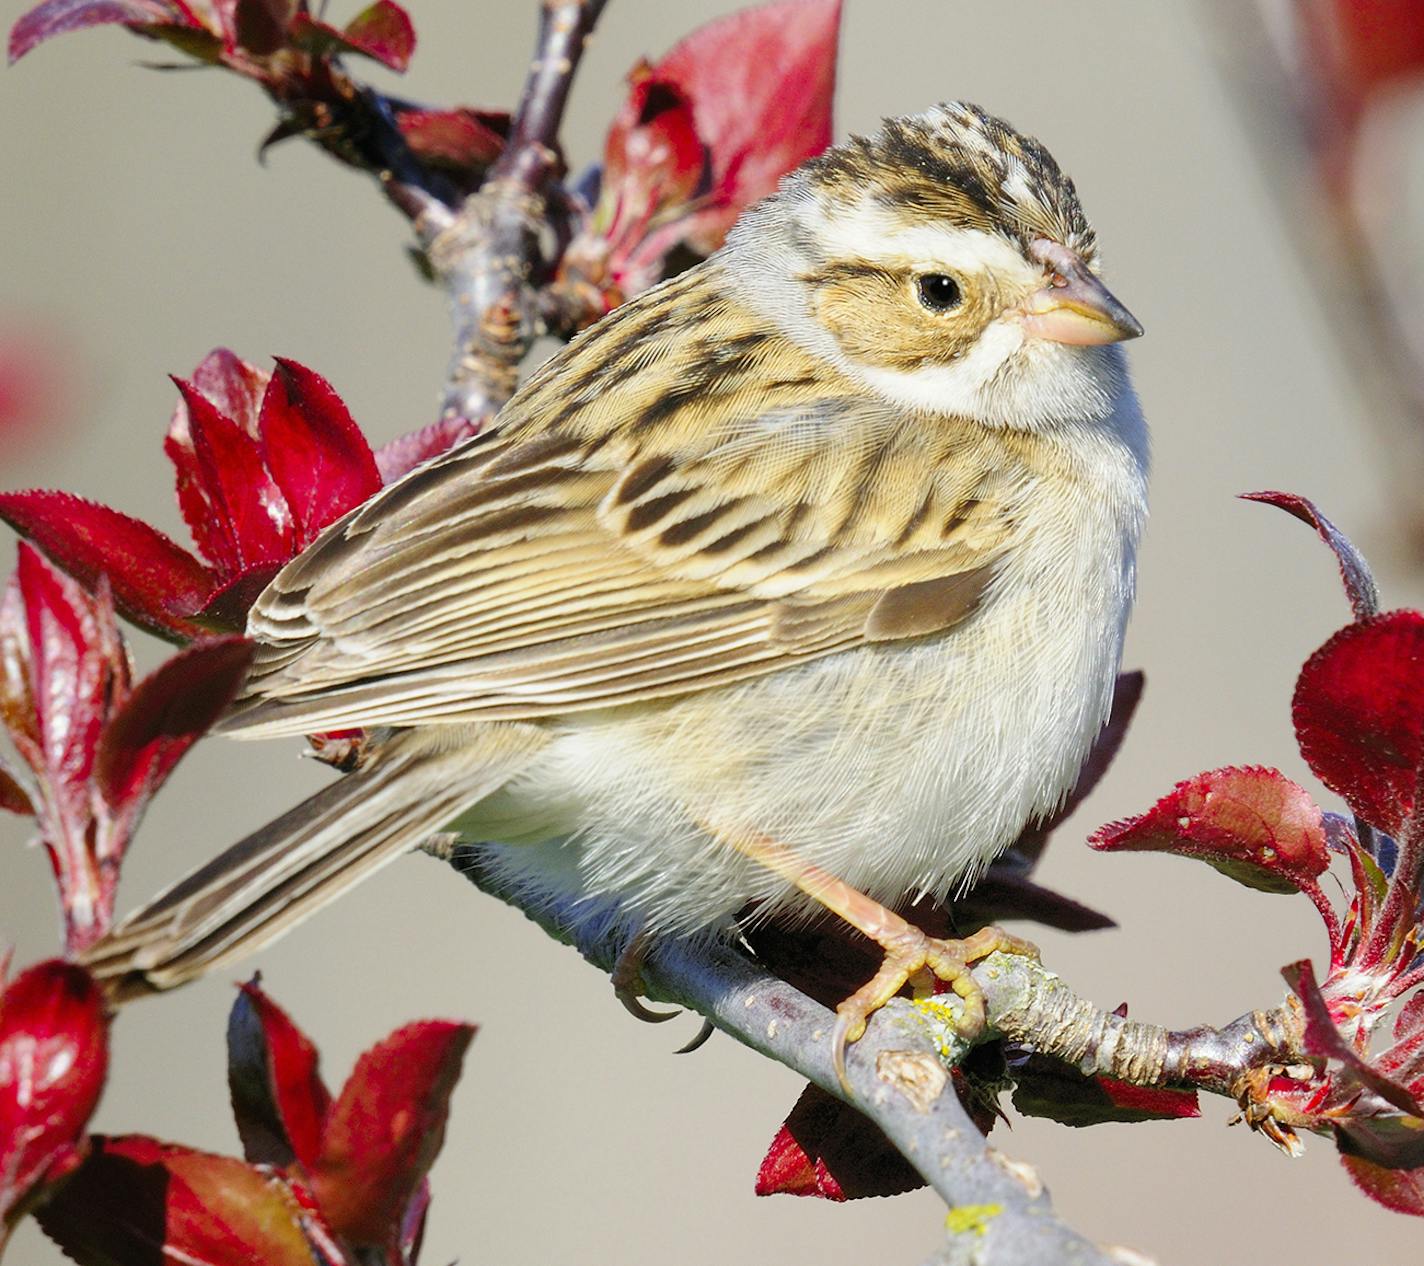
(1018, 239, 1143, 346)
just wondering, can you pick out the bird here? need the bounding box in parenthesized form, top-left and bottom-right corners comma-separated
(83, 102, 1148, 1089)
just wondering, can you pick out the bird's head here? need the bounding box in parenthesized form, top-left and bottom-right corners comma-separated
(725, 102, 1142, 431)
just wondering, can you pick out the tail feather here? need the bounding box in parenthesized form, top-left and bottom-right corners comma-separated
(82, 733, 538, 1000)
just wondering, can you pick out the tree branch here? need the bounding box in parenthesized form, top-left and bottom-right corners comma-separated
(426, 0, 609, 423)
(445, 843, 1268, 1266)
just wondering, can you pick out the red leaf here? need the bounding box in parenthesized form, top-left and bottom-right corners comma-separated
(0, 490, 216, 640)
(374, 415, 483, 484)
(95, 636, 252, 813)
(1283, 959, 1423, 1118)
(1242, 492, 1379, 621)
(1, 548, 131, 948)
(0, 961, 108, 1230)
(309, 1020, 473, 1245)
(259, 360, 380, 547)
(757, 1125, 844, 1201)
(1090, 766, 1330, 895)
(4, 544, 124, 808)
(226, 981, 331, 1171)
(1011, 1055, 1200, 1126)
(659, 0, 840, 251)
(8, 0, 200, 63)
(1342, 1154, 1424, 1217)
(0, 760, 31, 815)
(1294, 611, 1424, 837)
(596, 69, 705, 275)
(340, 0, 413, 71)
(289, 0, 414, 73)
(1094, 1078, 1202, 1119)
(755, 1083, 921, 1201)
(36, 1135, 337, 1265)
(188, 348, 269, 440)
(172, 376, 297, 574)
(395, 107, 505, 172)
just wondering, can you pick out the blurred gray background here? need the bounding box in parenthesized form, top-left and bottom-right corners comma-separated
(2, 2, 1419, 1263)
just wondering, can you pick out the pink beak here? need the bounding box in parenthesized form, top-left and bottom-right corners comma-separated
(1018, 239, 1143, 346)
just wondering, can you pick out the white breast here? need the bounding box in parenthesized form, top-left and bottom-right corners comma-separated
(468, 391, 1149, 937)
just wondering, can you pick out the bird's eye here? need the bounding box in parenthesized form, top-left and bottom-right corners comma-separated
(915, 273, 962, 313)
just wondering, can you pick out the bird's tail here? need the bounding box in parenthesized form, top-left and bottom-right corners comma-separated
(82, 732, 536, 1002)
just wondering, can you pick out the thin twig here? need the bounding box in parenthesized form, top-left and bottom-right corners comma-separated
(428, 0, 610, 423)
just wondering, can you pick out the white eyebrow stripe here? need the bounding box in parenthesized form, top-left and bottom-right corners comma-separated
(876, 224, 1035, 276)
(810, 199, 1041, 284)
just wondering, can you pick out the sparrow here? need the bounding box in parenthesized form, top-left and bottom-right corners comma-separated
(85, 102, 1148, 1088)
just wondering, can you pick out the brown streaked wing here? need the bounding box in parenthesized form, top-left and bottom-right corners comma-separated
(223, 269, 1015, 739)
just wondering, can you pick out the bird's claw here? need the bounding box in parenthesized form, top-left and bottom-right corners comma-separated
(612, 928, 682, 1024)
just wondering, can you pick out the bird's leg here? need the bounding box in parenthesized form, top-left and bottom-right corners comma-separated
(611, 928, 681, 1024)
(718, 828, 1037, 1093)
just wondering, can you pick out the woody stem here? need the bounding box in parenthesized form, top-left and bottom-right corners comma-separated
(431, 0, 611, 424)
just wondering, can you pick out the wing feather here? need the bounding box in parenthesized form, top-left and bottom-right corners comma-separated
(222, 268, 1020, 739)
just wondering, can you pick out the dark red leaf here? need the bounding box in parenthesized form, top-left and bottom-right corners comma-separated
(0, 490, 216, 639)
(259, 359, 380, 547)
(339, 0, 413, 71)
(8, 0, 201, 63)
(373, 415, 483, 484)
(309, 1020, 473, 1245)
(231, 0, 291, 54)
(171, 377, 296, 574)
(1090, 766, 1330, 894)
(96, 636, 252, 813)
(394, 107, 505, 172)
(1284, 959, 1424, 1118)
(1242, 492, 1378, 620)
(1010, 1055, 1200, 1126)
(755, 1083, 921, 1201)
(659, 0, 840, 251)
(1342, 1154, 1424, 1217)
(1294, 610, 1424, 837)
(36, 1135, 335, 1266)
(0, 961, 108, 1230)
(0, 760, 31, 815)
(226, 981, 331, 1171)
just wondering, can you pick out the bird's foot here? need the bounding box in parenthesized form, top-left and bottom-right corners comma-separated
(831, 923, 1038, 1095)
